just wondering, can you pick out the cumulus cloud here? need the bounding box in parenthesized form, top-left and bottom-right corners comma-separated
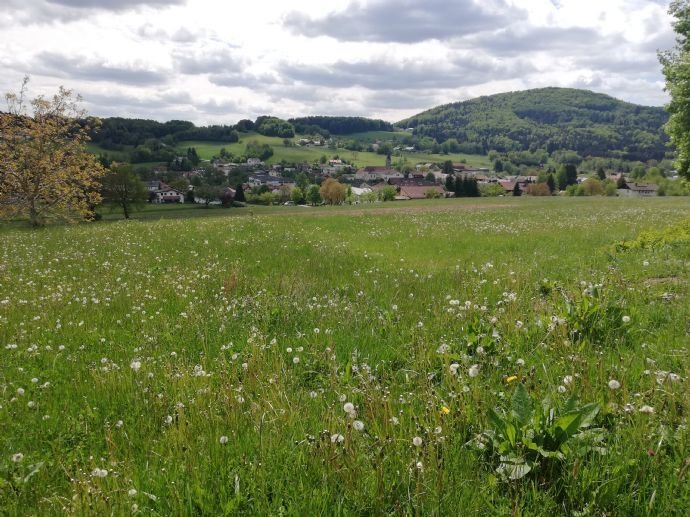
(1, 0, 186, 26)
(278, 54, 536, 91)
(32, 52, 168, 85)
(284, 0, 526, 43)
(172, 47, 246, 75)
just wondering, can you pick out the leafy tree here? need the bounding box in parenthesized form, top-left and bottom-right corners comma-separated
(101, 163, 148, 219)
(234, 184, 246, 202)
(546, 174, 556, 193)
(245, 141, 273, 161)
(235, 119, 254, 132)
(425, 172, 436, 183)
(616, 176, 628, 189)
(494, 159, 504, 173)
(291, 187, 305, 204)
(195, 184, 222, 207)
(379, 186, 397, 201)
(659, 0, 690, 178)
(306, 184, 322, 205)
(596, 166, 606, 180)
(0, 79, 105, 226)
(512, 183, 523, 197)
(442, 160, 454, 175)
(319, 178, 347, 205)
(295, 172, 309, 191)
(454, 176, 466, 197)
(445, 175, 455, 192)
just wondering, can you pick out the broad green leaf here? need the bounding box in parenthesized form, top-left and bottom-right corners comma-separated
(488, 408, 507, 436)
(511, 383, 533, 426)
(505, 422, 517, 447)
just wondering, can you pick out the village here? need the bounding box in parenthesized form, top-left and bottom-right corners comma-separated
(144, 150, 662, 206)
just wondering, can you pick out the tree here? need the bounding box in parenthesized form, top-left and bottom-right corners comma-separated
(596, 166, 606, 180)
(0, 79, 104, 226)
(442, 160, 454, 175)
(659, 0, 690, 178)
(512, 183, 522, 197)
(101, 163, 148, 219)
(295, 172, 309, 191)
(546, 174, 556, 193)
(291, 187, 305, 204)
(195, 184, 222, 207)
(445, 174, 455, 193)
(306, 184, 322, 205)
(234, 184, 246, 202)
(319, 178, 347, 205)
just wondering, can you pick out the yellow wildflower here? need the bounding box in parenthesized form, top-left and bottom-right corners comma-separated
(440, 406, 451, 415)
(505, 375, 519, 384)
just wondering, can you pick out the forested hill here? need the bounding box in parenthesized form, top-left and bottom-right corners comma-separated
(396, 88, 669, 161)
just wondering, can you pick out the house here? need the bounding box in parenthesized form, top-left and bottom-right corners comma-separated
(247, 158, 263, 167)
(618, 183, 658, 197)
(350, 186, 373, 203)
(146, 181, 184, 203)
(398, 185, 446, 200)
(355, 166, 404, 182)
(248, 173, 294, 189)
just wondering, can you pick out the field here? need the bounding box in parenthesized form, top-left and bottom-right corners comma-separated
(1, 198, 689, 514)
(176, 132, 492, 168)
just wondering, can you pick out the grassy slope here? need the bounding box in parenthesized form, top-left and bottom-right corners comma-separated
(177, 132, 492, 168)
(2, 198, 688, 514)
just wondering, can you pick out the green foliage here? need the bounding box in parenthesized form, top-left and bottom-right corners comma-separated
(245, 140, 274, 161)
(659, 1, 690, 178)
(479, 384, 603, 481)
(398, 88, 668, 161)
(615, 218, 690, 251)
(289, 116, 392, 135)
(100, 163, 148, 219)
(254, 116, 295, 138)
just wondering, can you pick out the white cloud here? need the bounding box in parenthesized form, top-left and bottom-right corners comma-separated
(0, 0, 673, 124)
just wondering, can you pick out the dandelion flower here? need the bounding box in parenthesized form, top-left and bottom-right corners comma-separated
(343, 402, 355, 414)
(639, 405, 655, 414)
(505, 375, 518, 384)
(130, 360, 141, 372)
(608, 379, 621, 390)
(622, 315, 631, 323)
(563, 375, 574, 386)
(91, 468, 108, 478)
(292, 356, 300, 364)
(412, 436, 423, 447)
(128, 489, 138, 497)
(11, 452, 23, 463)
(440, 406, 450, 415)
(330, 433, 344, 444)
(220, 436, 229, 445)
(468, 364, 480, 378)
(449, 363, 460, 375)
(353, 420, 365, 432)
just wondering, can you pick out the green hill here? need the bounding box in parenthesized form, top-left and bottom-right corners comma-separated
(396, 88, 669, 162)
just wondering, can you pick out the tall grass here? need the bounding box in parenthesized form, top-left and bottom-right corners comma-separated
(0, 198, 688, 514)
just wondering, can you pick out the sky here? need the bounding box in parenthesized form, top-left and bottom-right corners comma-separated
(0, 0, 676, 125)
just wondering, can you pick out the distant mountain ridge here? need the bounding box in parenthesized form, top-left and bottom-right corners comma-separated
(396, 88, 669, 161)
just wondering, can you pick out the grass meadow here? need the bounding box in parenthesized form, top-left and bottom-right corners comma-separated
(176, 133, 492, 168)
(1, 197, 689, 515)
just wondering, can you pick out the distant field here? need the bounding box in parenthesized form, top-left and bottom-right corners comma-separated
(177, 132, 492, 168)
(1, 197, 689, 514)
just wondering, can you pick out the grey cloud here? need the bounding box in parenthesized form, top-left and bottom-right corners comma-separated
(278, 55, 535, 91)
(35, 52, 168, 86)
(458, 26, 612, 56)
(137, 24, 201, 43)
(1, 0, 185, 26)
(173, 48, 244, 75)
(47, 0, 184, 8)
(284, 0, 525, 43)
